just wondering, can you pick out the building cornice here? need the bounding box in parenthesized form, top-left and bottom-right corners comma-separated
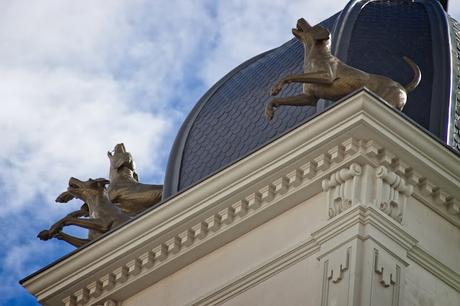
(22, 90, 460, 305)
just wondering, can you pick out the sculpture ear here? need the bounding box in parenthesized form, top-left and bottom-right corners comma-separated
(93, 178, 110, 188)
(311, 26, 330, 41)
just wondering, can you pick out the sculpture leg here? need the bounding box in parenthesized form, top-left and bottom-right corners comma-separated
(62, 218, 112, 233)
(271, 73, 334, 96)
(55, 231, 90, 248)
(266, 94, 319, 120)
(40, 207, 89, 239)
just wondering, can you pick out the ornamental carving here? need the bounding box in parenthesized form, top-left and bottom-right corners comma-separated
(374, 166, 413, 223)
(371, 248, 401, 306)
(322, 163, 362, 218)
(320, 246, 352, 306)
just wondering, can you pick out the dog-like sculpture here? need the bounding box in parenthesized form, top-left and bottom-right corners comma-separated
(37, 177, 130, 247)
(107, 143, 163, 215)
(265, 18, 421, 120)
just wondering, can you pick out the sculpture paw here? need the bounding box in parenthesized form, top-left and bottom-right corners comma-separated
(265, 103, 274, 121)
(37, 230, 52, 240)
(271, 82, 283, 96)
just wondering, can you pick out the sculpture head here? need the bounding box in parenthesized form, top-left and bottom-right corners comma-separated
(107, 143, 134, 170)
(107, 143, 139, 181)
(113, 143, 126, 154)
(292, 18, 330, 47)
(62, 177, 110, 201)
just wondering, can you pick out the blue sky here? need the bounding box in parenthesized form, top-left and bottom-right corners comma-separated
(1, 1, 459, 305)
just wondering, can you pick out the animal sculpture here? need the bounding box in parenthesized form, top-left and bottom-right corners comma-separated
(37, 177, 130, 247)
(265, 18, 421, 120)
(107, 143, 163, 215)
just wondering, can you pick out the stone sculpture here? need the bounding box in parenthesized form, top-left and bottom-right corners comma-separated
(108, 143, 163, 215)
(265, 18, 421, 120)
(38, 177, 130, 247)
(38, 143, 163, 247)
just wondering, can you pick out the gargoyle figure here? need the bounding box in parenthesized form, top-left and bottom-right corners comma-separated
(107, 143, 163, 215)
(265, 18, 421, 120)
(37, 177, 130, 247)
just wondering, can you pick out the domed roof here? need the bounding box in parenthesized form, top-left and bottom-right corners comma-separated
(163, 0, 459, 199)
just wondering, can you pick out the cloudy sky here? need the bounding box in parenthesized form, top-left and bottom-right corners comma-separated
(1, 1, 459, 305)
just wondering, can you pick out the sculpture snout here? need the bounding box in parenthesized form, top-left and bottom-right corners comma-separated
(114, 143, 126, 153)
(292, 18, 330, 42)
(297, 18, 311, 32)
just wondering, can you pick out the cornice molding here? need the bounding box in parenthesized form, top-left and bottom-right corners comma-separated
(22, 90, 460, 305)
(408, 245, 460, 291)
(188, 238, 320, 306)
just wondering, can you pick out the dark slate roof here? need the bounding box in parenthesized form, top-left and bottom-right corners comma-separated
(163, 0, 457, 199)
(335, 0, 451, 137)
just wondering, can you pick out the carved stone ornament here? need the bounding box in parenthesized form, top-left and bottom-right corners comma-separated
(374, 166, 413, 223)
(320, 246, 352, 306)
(265, 18, 421, 120)
(38, 143, 163, 247)
(322, 163, 362, 218)
(371, 248, 402, 306)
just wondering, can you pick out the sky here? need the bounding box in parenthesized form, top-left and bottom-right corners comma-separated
(1, 1, 459, 305)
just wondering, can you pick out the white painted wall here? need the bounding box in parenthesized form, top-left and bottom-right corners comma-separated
(123, 193, 326, 306)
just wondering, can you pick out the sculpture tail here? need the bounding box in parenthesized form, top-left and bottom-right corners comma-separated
(402, 56, 421, 93)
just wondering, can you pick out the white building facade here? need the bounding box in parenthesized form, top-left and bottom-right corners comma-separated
(21, 91, 460, 306)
